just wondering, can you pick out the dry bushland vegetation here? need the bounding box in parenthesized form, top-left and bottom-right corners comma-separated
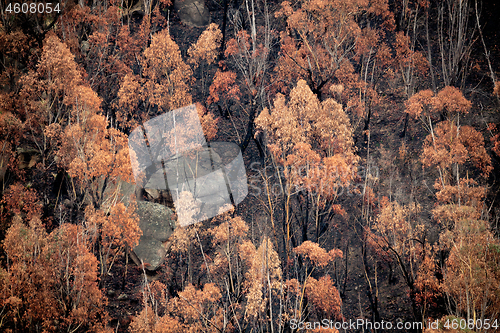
(0, 0, 499, 332)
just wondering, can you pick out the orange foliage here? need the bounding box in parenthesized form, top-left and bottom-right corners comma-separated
(440, 218, 500, 320)
(368, 201, 422, 256)
(211, 211, 248, 246)
(405, 89, 435, 119)
(0, 216, 109, 332)
(142, 30, 193, 111)
(0, 183, 42, 224)
(19, 33, 94, 143)
(196, 102, 219, 141)
(305, 275, 342, 320)
(115, 18, 152, 68)
(169, 283, 222, 326)
(206, 207, 250, 286)
(129, 305, 183, 333)
(393, 30, 429, 86)
(224, 28, 270, 98)
(415, 256, 442, 317)
(405, 86, 471, 120)
(116, 74, 143, 129)
(237, 237, 282, 322)
(116, 28, 193, 130)
(367, 200, 442, 319)
(256, 79, 358, 252)
(57, 113, 132, 208)
(207, 70, 241, 105)
(2, 0, 499, 331)
(130, 281, 224, 333)
(274, 0, 394, 122)
(117, 25, 221, 134)
(84, 203, 141, 276)
(421, 120, 491, 209)
(256, 80, 358, 197)
(188, 24, 222, 68)
(294, 241, 342, 267)
(487, 123, 500, 157)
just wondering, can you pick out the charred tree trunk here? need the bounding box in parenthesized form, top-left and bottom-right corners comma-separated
(239, 101, 257, 153)
(400, 113, 409, 138)
(219, 0, 230, 60)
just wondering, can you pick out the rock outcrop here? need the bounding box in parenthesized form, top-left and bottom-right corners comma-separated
(130, 201, 176, 271)
(174, 0, 210, 27)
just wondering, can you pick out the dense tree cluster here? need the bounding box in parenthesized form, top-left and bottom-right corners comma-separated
(0, 0, 499, 332)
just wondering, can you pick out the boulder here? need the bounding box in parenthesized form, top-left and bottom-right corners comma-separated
(130, 201, 176, 271)
(144, 188, 160, 200)
(131, 236, 167, 271)
(135, 201, 175, 242)
(80, 40, 90, 55)
(174, 0, 210, 27)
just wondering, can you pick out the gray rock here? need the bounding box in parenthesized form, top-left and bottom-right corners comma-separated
(174, 0, 210, 27)
(144, 188, 160, 200)
(131, 201, 176, 271)
(131, 236, 167, 271)
(81, 40, 90, 54)
(136, 201, 175, 242)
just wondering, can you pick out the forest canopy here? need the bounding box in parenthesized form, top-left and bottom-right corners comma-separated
(0, 0, 499, 332)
